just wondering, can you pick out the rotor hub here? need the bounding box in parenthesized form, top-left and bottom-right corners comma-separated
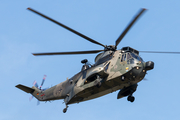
(104, 45, 117, 51)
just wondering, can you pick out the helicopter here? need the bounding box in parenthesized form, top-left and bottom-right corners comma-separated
(16, 8, 179, 113)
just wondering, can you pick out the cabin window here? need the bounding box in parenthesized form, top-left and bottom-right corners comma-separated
(84, 74, 97, 84)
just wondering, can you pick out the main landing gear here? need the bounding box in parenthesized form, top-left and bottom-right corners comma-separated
(127, 95, 135, 102)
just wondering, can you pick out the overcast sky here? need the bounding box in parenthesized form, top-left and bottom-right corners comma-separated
(1, 0, 180, 120)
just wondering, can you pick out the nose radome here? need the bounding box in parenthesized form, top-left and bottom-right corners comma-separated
(145, 61, 154, 70)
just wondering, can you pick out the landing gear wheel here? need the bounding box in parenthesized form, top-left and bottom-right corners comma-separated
(63, 105, 68, 113)
(127, 95, 135, 102)
(63, 108, 67, 113)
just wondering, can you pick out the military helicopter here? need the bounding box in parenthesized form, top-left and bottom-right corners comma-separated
(16, 8, 180, 113)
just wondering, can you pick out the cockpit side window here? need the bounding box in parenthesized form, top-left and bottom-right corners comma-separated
(123, 54, 126, 61)
(121, 53, 127, 62)
(127, 53, 131, 60)
(121, 54, 124, 62)
(127, 53, 132, 64)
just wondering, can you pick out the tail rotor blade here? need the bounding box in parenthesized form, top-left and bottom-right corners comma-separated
(33, 80, 38, 88)
(40, 75, 47, 90)
(29, 81, 37, 102)
(37, 100, 40, 105)
(29, 95, 34, 101)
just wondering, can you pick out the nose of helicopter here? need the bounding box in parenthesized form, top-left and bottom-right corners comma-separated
(128, 61, 154, 82)
(130, 66, 146, 80)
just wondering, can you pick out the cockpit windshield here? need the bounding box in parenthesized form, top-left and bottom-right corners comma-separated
(130, 53, 143, 62)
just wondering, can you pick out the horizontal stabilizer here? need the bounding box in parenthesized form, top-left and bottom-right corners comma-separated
(16, 84, 34, 93)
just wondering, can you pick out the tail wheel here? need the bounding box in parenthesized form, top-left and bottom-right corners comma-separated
(63, 108, 67, 113)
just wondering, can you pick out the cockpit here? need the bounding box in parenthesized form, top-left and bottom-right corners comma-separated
(120, 47, 144, 64)
(126, 53, 144, 65)
(130, 53, 143, 62)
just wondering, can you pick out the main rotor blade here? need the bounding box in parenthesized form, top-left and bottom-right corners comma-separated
(32, 50, 104, 56)
(115, 8, 147, 47)
(139, 51, 180, 54)
(27, 8, 105, 48)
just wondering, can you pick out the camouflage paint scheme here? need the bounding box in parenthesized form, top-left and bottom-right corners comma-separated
(16, 47, 153, 109)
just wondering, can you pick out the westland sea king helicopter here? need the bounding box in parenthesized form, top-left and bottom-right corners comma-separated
(16, 8, 180, 113)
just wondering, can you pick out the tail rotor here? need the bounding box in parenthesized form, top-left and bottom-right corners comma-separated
(29, 75, 47, 105)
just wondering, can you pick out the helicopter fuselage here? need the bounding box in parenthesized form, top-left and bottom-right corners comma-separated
(32, 47, 153, 105)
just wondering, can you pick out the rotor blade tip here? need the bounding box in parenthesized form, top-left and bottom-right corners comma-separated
(27, 7, 31, 10)
(141, 8, 148, 11)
